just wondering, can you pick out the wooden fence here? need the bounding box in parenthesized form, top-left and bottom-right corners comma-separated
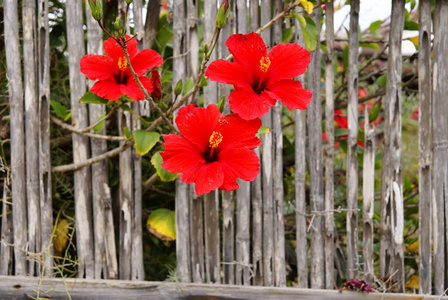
(1, 0, 447, 297)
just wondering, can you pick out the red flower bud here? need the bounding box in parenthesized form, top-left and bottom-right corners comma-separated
(150, 70, 162, 101)
(215, 0, 229, 29)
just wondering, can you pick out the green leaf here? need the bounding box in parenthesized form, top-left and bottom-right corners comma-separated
(257, 126, 271, 135)
(123, 127, 133, 140)
(282, 26, 294, 44)
(64, 112, 72, 122)
(199, 76, 208, 88)
(174, 79, 183, 96)
(146, 208, 176, 241)
(369, 20, 382, 37)
(133, 130, 160, 156)
(151, 152, 179, 182)
(182, 78, 194, 96)
(137, 116, 150, 128)
(79, 91, 109, 104)
(50, 100, 67, 119)
(217, 96, 226, 113)
(360, 42, 380, 51)
(93, 112, 106, 133)
(294, 13, 317, 51)
(334, 128, 348, 137)
(376, 74, 387, 88)
(342, 44, 349, 71)
(404, 20, 419, 31)
(369, 103, 380, 122)
(120, 103, 134, 114)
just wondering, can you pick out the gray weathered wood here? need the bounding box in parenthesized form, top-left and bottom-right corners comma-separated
(204, 191, 220, 283)
(85, 3, 117, 280)
(187, 0, 199, 80)
(295, 11, 308, 288)
(362, 110, 375, 284)
(346, 0, 360, 280)
(23, 0, 41, 276)
(204, 0, 218, 104)
(3, 275, 444, 300)
(0, 181, 13, 275)
(173, 0, 191, 283)
(236, 180, 251, 285)
(37, 0, 54, 276)
(261, 0, 274, 287)
(417, 0, 432, 294)
(431, 0, 448, 294)
(272, 0, 286, 287)
(324, 0, 335, 289)
(144, 0, 161, 50)
(4, 0, 28, 276)
(307, 6, 324, 289)
(222, 190, 235, 284)
(380, 0, 405, 292)
(190, 186, 204, 283)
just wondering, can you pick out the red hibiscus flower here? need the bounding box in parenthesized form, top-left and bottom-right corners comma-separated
(205, 32, 312, 120)
(80, 35, 163, 101)
(160, 104, 261, 195)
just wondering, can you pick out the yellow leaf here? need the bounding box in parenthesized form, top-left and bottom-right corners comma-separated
(299, 0, 314, 14)
(408, 36, 419, 47)
(407, 240, 419, 252)
(147, 208, 176, 241)
(54, 219, 70, 256)
(405, 275, 419, 289)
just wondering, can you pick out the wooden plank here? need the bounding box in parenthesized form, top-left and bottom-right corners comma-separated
(0, 276, 445, 300)
(346, 0, 360, 281)
(85, 3, 118, 280)
(260, 0, 274, 287)
(324, 0, 335, 289)
(306, 5, 324, 289)
(294, 9, 308, 288)
(272, 0, 286, 288)
(380, 0, 405, 292)
(23, 0, 41, 276)
(4, 0, 28, 276)
(417, 0, 432, 294)
(431, 0, 448, 294)
(203, 0, 218, 104)
(0, 182, 13, 275)
(143, 0, 161, 49)
(37, 0, 54, 277)
(222, 190, 235, 284)
(173, 0, 191, 283)
(204, 191, 220, 283)
(362, 110, 375, 284)
(190, 186, 204, 283)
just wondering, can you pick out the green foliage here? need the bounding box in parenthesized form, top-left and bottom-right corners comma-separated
(133, 130, 160, 156)
(293, 13, 318, 51)
(151, 152, 179, 182)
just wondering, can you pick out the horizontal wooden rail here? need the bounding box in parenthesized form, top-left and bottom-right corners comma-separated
(0, 276, 445, 300)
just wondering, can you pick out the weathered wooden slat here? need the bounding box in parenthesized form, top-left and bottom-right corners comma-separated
(66, 0, 94, 279)
(204, 191, 220, 283)
(260, 0, 274, 287)
(23, 0, 41, 276)
(143, 0, 161, 49)
(294, 10, 308, 288)
(362, 110, 375, 284)
(380, 0, 405, 292)
(417, 0, 432, 294)
(306, 5, 324, 289)
(37, 0, 53, 276)
(4, 0, 28, 276)
(222, 190, 234, 284)
(204, 0, 218, 104)
(272, 0, 286, 287)
(431, 0, 448, 294)
(1, 276, 444, 300)
(0, 182, 13, 275)
(190, 186, 204, 283)
(324, 0, 335, 289)
(346, 0, 360, 281)
(85, 3, 117, 280)
(173, 0, 191, 283)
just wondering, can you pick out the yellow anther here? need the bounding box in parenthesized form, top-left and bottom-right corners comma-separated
(259, 56, 271, 73)
(209, 131, 223, 148)
(118, 57, 127, 71)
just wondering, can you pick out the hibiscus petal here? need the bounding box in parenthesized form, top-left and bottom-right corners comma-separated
(80, 55, 116, 81)
(90, 80, 123, 101)
(161, 134, 205, 174)
(218, 148, 260, 191)
(205, 60, 252, 86)
(228, 87, 276, 120)
(219, 113, 261, 150)
(226, 33, 267, 77)
(103, 35, 138, 63)
(267, 43, 311, 83)
(181, 162, 224, 196)
(265, 79, 312, 111)
(131, 49, 163, 76)
(175, 104, 222, 151)
(120, 77, 148, 101)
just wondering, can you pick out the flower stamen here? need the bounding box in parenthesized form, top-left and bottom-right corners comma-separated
(208, 131, 223, 158)
(259, 56, 271, 73)
(118, 57, 127, 71)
